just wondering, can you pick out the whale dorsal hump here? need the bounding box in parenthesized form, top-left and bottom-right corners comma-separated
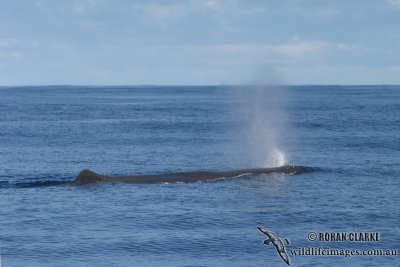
(69, 169, 104, 186)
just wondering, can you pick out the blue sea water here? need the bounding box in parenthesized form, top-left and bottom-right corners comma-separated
(0, 85, 398, 266)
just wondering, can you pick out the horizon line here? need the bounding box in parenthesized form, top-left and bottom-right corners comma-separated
(0, 84, 399, 88)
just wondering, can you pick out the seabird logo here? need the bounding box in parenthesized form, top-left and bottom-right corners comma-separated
(257, 226, 291, 266)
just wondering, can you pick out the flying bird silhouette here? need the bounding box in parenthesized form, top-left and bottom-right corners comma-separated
(257, 226, 291, 266)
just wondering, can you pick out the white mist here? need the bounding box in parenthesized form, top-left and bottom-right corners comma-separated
(231, 67, 289, 168)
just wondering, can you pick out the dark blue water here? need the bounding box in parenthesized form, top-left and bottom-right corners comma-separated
(0, 86, 398, 266)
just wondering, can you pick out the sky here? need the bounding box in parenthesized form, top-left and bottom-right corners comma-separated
(0, 0, 399, 85)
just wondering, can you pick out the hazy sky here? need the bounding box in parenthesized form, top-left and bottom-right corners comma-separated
(1, 0, 399, 85)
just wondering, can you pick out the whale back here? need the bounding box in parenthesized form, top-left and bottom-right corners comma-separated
(68, 166, 310, 186)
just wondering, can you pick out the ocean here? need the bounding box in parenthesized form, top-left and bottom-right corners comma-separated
(0, 85, 398, 266)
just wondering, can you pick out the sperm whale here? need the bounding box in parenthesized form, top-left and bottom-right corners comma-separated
(68, 165, 306, 186)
